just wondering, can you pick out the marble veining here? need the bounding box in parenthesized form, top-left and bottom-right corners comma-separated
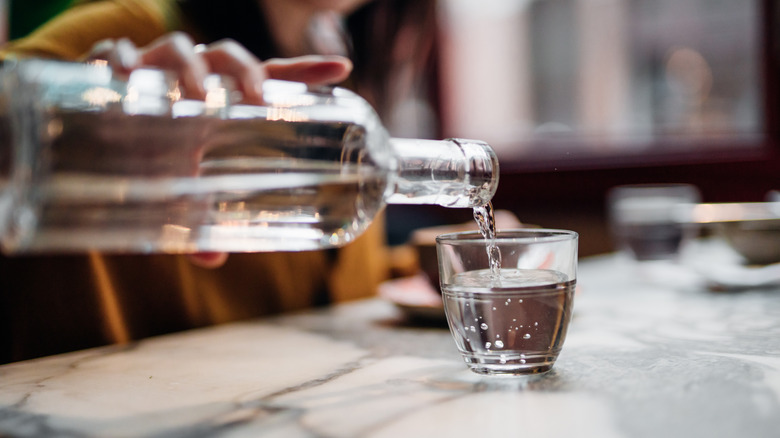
(1, 251, 780, 437)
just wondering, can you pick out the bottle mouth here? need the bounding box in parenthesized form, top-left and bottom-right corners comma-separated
(448, 138, 499, 207)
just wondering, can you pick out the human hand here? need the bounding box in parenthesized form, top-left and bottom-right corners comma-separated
(87, 33, 354, 268)
(86, 32, 353, 104)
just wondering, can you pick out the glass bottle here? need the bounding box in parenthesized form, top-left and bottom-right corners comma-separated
(0, 59, 498, 253)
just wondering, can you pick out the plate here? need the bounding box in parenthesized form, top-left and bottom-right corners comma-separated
(684, 239, 780, 290)
(378, 275, 446, 321)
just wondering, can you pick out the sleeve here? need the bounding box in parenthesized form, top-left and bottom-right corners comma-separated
(0, 0, 182, 61)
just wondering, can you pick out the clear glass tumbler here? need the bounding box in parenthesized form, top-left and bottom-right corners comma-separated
(436, 229, 578, 375)
(607, 183, 701, 262)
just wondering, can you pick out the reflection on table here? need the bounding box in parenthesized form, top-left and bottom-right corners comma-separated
(1, 241, 779, 437)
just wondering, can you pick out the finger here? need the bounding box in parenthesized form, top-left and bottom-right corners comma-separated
(85, 38, 140, 73)
(263, 55, 353, 86)
(198, 39, 267, 105)
(187, 252, 229, 269)
(137, 32, 210, 99)
(86, 39, 115, 58)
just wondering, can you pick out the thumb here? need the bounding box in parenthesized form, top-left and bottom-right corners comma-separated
(188, 252, 229, 269)
(262, 55, 353, 85)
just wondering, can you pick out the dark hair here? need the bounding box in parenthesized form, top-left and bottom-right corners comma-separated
(177, 0, 439, 125)
(347, 0, 438, 120)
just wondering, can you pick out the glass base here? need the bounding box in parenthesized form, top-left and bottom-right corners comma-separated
(462, 352, 558, 376)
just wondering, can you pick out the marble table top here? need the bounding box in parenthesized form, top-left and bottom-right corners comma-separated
(1, 250, 779, 437)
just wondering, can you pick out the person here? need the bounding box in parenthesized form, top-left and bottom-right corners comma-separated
(0, 0, 439, 363)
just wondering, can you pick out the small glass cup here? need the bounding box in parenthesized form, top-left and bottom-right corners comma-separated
(436, 229, 578, 376)
(607, 184, 701, 262)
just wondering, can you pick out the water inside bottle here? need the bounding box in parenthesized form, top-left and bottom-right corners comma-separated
(11, 110, 389, 252)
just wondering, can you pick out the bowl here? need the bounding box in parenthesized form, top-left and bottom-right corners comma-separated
(719, 219, 780, 265)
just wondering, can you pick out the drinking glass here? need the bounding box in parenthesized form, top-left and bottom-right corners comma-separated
(607, 184, 701, 262)
(436, 229, 578, 375)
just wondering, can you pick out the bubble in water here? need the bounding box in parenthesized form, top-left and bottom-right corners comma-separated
(496, 334, 500, 338)
(512, 318, 516, 322)
(534, 322, 539, 327)
(470, 326, 476, 332)
(495, 340, 504, 348)
(485, 342, 492, 349)
(520, 359, 526, 364)
(518, 299, 523, 303)
(523, 333, 531, 339)
(500, 355, 507, 364)
(492, 307, 497, 311)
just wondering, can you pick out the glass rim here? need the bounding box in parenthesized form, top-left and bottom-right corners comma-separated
(435, 228, 578, 245)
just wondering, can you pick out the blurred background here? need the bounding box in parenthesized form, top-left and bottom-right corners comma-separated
(389, 0, 778, 257)
(3, 0, 778, 257)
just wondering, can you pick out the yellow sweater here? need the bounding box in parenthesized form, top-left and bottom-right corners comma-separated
(2, 0, 180, 59)
(0, 0, 390, 363)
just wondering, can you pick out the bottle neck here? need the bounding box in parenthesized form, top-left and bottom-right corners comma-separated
(385, 138, 498, 208)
